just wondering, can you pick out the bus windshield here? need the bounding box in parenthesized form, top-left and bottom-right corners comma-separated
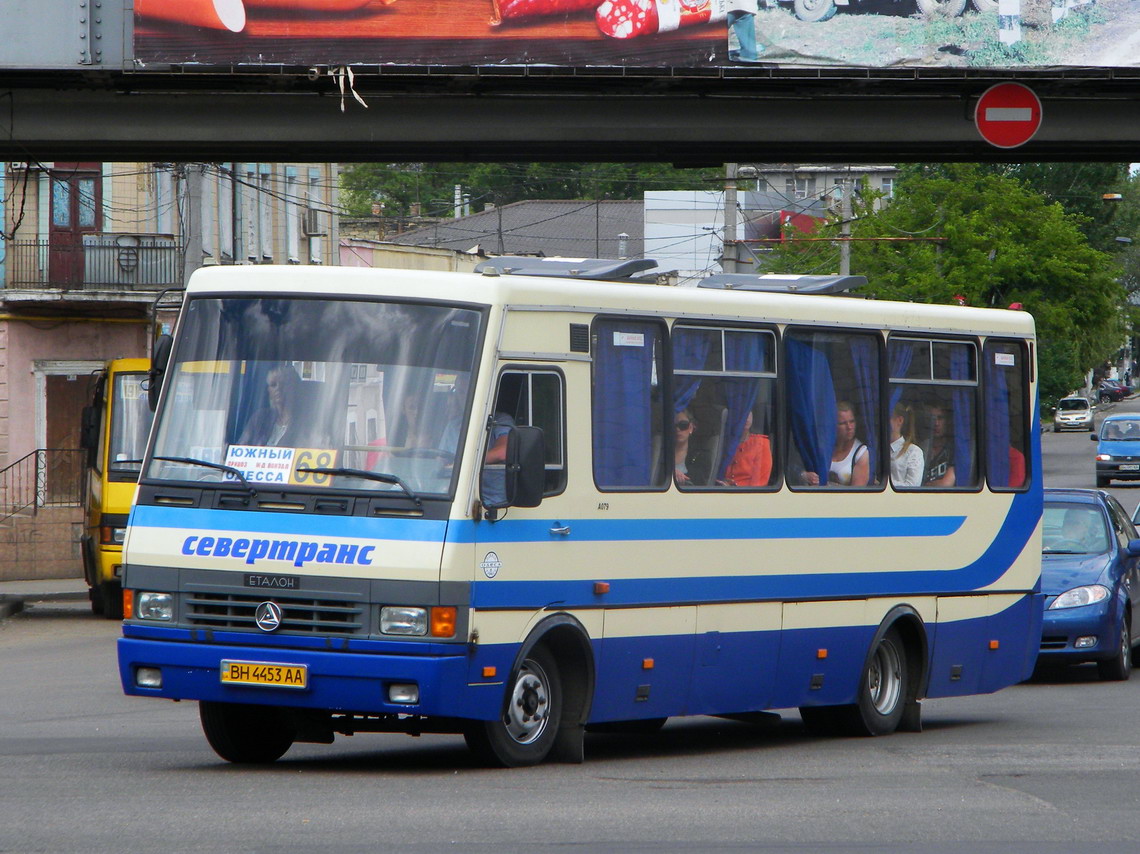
(145, 296, 483, 498)
(108, 372, 153, 476)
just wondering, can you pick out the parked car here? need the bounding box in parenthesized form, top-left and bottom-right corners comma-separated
(1053, 396, 1094, 432)
(1092, 414, 1140, 487)
(1097, 380, 1128, 403)
(1039, 488, 1140, 680)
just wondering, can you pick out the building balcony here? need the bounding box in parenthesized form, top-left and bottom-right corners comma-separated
(3, 235, 182, 292)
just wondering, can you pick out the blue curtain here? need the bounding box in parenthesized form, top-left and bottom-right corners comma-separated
(984, 346, 1012, 487)
(850, 337, 880, 479)
(951, 345, 975, 486)
(887, 340, 918, 412)
(786, 337, 836, 485)
(672, 328, 714, 414)
(717, 332, 765, 480)
(593, 321, 657, 487)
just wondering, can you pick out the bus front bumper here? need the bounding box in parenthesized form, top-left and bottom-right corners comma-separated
(117, 631, 501, 720)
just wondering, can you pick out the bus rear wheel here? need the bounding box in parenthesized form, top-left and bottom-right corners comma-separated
(199, 701, 295, 764)
(465, 646, 562, 767)
(848, 628, 908, 736)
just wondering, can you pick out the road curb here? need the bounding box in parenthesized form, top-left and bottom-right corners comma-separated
(0, 590, 87, 621)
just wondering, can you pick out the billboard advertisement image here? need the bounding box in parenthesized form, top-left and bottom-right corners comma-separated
(133, 0, 1138, 69)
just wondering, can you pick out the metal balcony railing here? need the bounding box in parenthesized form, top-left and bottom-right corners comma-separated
(3, 237, 182, 290)
(0, 449, 85, 524)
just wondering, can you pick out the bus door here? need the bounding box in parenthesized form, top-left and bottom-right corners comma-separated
(469, 367, 598, 678)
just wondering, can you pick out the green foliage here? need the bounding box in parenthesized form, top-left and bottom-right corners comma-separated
(340, 163, 719, 218)
(761, 163, 1126, 403)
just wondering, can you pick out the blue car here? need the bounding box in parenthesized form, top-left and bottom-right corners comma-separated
(1092, 413, 1140, 487)
(1039, 488, 1140, 680)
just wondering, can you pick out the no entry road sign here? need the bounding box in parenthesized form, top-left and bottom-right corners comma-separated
(975, 83, 1043, 149)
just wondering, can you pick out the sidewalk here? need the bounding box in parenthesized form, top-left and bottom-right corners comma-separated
(0, 577, 88, 620)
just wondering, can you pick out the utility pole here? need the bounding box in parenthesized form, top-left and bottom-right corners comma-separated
(723, 163, 738, 274)
(839, 181, 851, 276)
(182, 164, 204, 286)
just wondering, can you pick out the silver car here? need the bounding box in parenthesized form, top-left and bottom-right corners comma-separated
(1054, 396, 1095, 432)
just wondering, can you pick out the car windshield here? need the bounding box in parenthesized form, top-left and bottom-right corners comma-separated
(1042, 503, 1110, 554)
(1058, 399, 1089, 411)
(144, 296, 483, 498)
(1101, 421, 1140, 440)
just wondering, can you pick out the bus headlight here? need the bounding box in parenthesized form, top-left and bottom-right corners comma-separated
(380, 606, 427, 636)
(100, 526, 127, 545)
(137, 592, 174, 621)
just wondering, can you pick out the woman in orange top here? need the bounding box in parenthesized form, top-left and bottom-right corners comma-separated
(723, 412, 772, 487)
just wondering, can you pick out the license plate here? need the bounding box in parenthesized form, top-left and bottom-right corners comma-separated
(220, 660, 308, 689)
(1121, 464, 1140, 471)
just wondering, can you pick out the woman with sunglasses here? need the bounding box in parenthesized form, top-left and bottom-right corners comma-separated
(673, 408, 711, 487)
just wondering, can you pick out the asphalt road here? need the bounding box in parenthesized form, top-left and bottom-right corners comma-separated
(2, 415, 1139, 854)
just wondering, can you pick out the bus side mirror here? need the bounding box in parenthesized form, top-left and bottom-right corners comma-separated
(148, 334, 173, 412)
(80, 404, 99, 465)
(505, 426, 545, 509)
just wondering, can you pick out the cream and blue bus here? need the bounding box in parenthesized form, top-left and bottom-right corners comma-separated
(117, 262, 1043, 767)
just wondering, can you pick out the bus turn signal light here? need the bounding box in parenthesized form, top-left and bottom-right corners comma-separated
(122, 588, 134, 619)
(430, 607, 457, 637)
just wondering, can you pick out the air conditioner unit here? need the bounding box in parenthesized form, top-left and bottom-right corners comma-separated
(7, 162, 29, 172)
(302, 208, 326, 236)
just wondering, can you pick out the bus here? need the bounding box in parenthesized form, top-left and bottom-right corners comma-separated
(81, 358, 153, 619)
(117, 263, 1043, 766)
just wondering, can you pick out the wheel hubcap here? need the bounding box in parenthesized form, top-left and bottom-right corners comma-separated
(504, 660, 550, 745)
(868, 639, 903, 716)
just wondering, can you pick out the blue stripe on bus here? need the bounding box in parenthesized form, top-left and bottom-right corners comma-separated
(129, 504, 449, 542)
(469, 486, 1040, 607)
(130, 504, 963, 544)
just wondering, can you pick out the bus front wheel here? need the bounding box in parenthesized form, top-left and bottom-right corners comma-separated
(199, 701, 295, 764)
(465, 646, 563, 767)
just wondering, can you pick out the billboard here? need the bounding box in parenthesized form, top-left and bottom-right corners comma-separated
(134, 0, 1132, 69)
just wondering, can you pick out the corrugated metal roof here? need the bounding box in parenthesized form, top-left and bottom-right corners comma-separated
(386, 199, 645, 258)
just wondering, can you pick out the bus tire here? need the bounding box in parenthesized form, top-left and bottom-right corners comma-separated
(464, 646, 562, 767)
(846, 627, 908, 736)
(89, 583, 105, 616)
(101, 581, 123, 620)
(199, 701, 295, 764)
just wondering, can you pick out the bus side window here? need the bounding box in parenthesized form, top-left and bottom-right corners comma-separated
(785, 328, 881, 489)
(592, 319, 668, 490)
(671, 325, 778, 490)
(983, 339, 1030, 490)
(495, 369, 566, 496)
(888, 337, 979, 490)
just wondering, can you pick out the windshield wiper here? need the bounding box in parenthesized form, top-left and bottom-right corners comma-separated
(294, 466, 422, 507)
(109, 458, 144, 469)
(152, 455, 258, 496)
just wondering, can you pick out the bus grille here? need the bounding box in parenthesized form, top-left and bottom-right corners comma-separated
(185, 591, 365, 635)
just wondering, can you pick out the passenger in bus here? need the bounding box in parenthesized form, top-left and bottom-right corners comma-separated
(240, 365, 313, 447)
(1007, 445, 1026, 488)
(722, 411, 772, 487)
(803, 401, 869, 487)
(480, 411, 516, 507)
(674, 408, 712, 486)
(889, 402, 925, 488)
(922, 403, 956, 487)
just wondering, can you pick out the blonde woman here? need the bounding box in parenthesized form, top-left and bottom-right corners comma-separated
(890, 401, 925, 488)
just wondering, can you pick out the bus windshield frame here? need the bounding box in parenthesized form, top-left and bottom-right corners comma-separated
(142, 295, 486, 502)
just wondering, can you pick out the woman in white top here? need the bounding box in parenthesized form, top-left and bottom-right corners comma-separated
(804, 401, 869, 486)
(889, 401, 925, 488)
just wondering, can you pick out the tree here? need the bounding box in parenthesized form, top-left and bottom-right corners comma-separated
(762, 163, 1126, 404)
(339, 162, 719, 217)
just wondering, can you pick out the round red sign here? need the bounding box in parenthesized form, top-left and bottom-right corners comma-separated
(974, 83, 1043, 149)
